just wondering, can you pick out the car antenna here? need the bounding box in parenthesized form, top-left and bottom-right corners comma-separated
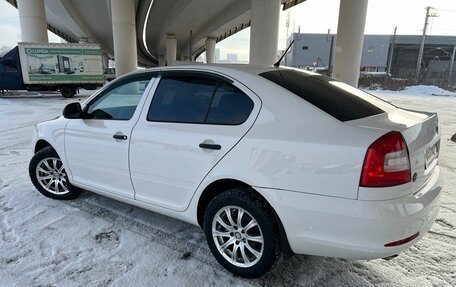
(274, 40, 294, 68)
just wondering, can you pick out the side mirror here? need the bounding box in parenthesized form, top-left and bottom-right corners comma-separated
(63, 102, 83, 119)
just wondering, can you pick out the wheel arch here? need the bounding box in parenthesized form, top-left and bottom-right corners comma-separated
(34, 139, 53, 154)
(197, 178, 249, 228)
(196, 178, 293, 256)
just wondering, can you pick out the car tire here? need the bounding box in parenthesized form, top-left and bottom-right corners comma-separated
(29, 146, 81, 200)
(204, 188, 281, 278)
(60, 86, 76, 98)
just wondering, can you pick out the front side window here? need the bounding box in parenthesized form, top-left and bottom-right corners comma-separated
(86, 76, 152, 120)
(147, 74, 254, 125)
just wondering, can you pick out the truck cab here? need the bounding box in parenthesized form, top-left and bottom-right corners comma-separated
(0, 47, 25, 92)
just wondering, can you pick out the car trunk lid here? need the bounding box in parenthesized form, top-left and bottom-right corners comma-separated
(346, 108, 440, 198)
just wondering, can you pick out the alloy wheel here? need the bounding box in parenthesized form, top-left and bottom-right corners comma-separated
(211, 205, 264, 268)
(35, 157, 69, 195)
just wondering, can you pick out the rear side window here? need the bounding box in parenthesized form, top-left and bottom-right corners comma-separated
(259, 69, 385, 122)
(147, 76, 217, 123)
(147, 75, 254, 125)
(206, 83, 254, 125)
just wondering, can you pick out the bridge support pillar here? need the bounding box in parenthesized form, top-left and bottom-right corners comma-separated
(166, 35, 177, 66)
(205, 38, 217, 64)
(102, 53, 109, 70)
(17, 0, 48, 43)
(332, 0, 368, 87)
(249, 0, 280, 65)
(158, 55, 166, 66)
(111, 0, 138, 77)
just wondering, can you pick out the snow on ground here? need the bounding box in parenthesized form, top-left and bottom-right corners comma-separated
(371, 85, 456, 97)
(0, 89, 455, 286)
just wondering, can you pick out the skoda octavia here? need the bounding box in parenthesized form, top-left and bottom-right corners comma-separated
(29, 65, 441, 278)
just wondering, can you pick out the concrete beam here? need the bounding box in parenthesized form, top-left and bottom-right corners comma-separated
(205, 37, 217, 64)
(177, 0, 250, 61)
(17, 0, 48, 43)
(102, 52, 109, 70)
(158, 55, 166, 67)
(111, 0, 138, 76)
(249, 0, 280, 65)
(59, 0, 100, 44)
(332, 0, 368, 87)
(166, 35, 177, 66)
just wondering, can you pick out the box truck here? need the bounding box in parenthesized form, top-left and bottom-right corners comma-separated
(0, 42, 105, 98)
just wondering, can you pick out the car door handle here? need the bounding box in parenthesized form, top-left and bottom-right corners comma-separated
(199, 143, 221, 150)
(113, 134, 128, 140)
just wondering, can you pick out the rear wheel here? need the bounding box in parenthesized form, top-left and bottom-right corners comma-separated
(204, 188, 281, 278)
(60, 86, 76, 98)
(29, 147, 81, 199)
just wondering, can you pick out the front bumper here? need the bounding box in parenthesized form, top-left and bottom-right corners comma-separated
(255, 166, 442, 259)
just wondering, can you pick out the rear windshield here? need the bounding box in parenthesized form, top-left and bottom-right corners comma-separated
(259, 69, 387, 122)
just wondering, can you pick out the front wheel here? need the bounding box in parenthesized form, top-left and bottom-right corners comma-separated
(204, 188, 281, 278)
(29, 146, 81, 199)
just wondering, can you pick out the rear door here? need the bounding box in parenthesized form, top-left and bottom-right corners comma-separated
(130, 72, 260, 211)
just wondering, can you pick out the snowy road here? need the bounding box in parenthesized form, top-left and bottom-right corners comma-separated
(0, 89, 455, 286)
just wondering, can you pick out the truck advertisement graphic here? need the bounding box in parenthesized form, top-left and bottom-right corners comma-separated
(18, 43, 104, 84)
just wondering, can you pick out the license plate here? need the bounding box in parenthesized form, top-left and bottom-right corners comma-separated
(425, 140, 440, 170)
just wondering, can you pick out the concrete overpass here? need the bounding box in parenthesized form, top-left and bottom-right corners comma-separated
(5, 0, 368, 86)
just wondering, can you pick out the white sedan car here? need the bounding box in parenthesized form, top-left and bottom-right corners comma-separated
(29, 65, 442, 278)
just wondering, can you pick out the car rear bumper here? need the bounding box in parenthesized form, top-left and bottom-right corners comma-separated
(255, 166, 442, 259)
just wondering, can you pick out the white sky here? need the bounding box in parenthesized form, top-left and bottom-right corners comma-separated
(1, 0, 455, 61)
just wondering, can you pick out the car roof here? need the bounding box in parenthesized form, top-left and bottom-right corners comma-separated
(125, 64, 319, 79)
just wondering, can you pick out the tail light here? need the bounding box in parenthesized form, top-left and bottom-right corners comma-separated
(360, 131, 411, 187)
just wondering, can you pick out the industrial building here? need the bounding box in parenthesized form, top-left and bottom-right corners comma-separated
(285, 33, 456, 84)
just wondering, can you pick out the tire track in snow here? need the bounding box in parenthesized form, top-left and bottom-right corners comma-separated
(0, 140, 31, 152)
(64, 196, 219, 267)
(428, 230, 456, 241)
(62, 193, 456, 287)
(441, 205, 456, 213)
(0, 195, 18, 244)
(0, 122, 41, 133)
(63, 195, 306, 286)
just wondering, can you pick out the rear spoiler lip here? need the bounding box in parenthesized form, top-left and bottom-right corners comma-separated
(343, 108, 437, 135)
(399, 108, 436, 119)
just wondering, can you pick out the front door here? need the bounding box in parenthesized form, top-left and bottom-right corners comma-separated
(130, 72, 260, 211)
(64, 74, 155, 198)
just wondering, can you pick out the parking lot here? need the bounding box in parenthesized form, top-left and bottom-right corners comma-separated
(0, 89, 455, 286)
